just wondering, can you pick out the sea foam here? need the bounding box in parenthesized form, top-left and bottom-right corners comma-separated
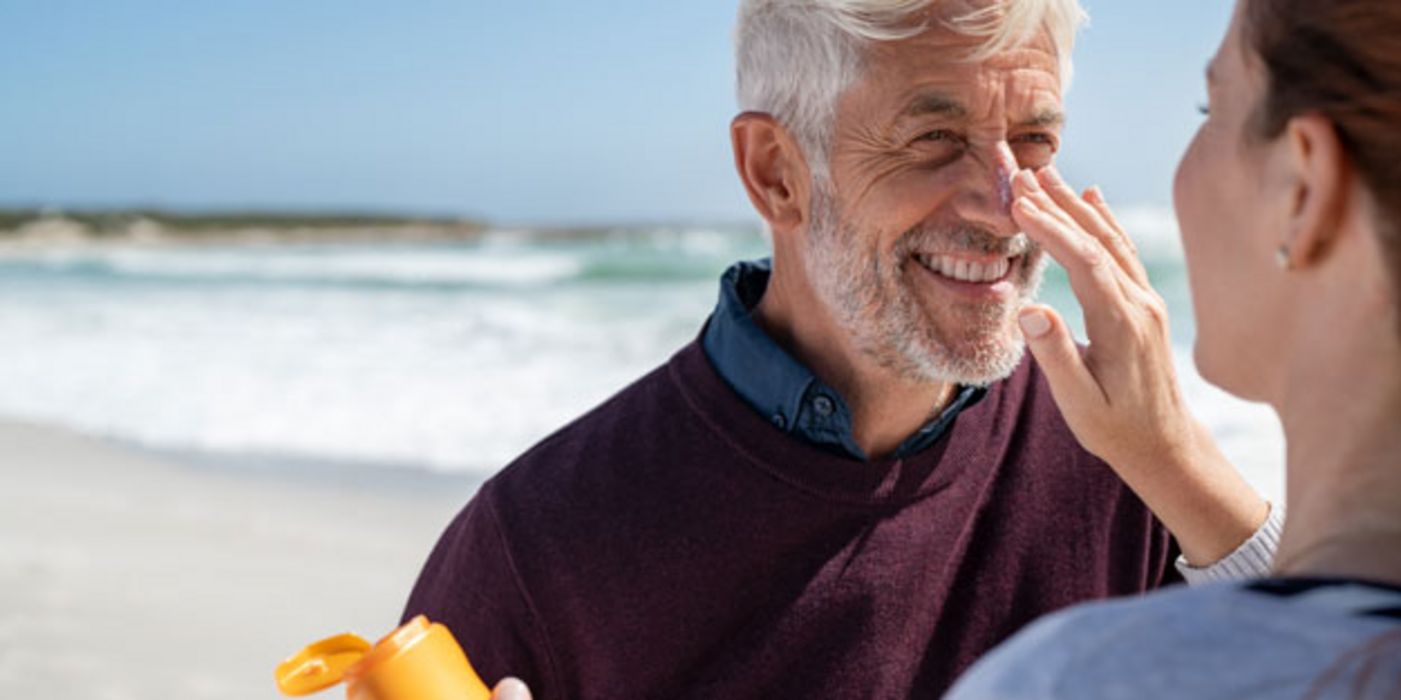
(0, 219, 1283, 501)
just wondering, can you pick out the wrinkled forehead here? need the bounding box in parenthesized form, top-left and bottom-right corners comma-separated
(849, 26, 1065, 123)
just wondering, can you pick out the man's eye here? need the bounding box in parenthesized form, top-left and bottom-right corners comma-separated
(916, 130, 959, 144)
(1015, 133, 1056, 147)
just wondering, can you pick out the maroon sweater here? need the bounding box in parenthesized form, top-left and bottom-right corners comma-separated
(403, 340, 1179, 698)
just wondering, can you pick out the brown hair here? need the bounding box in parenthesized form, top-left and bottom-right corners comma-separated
(1245, 0, 1401, 305)
(1246, 4, 1401, 691)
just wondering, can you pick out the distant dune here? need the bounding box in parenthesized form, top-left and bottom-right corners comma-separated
(0, 209, 490, 248)
(0, 209, 760, 249)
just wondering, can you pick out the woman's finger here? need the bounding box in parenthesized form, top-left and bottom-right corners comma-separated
(1017, 304, 1104, 418)
(1012, 194, 1132, 342)
(1084, 186, 1127, 239)
(1013, 173, 1083, 235)
(1034, 166, 1115, 238)
(1084, 185, 1151, 286)
(1035, 168, 1150, 287)
(1012, 171, 1129, 303)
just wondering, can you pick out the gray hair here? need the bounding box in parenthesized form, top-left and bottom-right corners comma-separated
(735, 0, 1089, 177)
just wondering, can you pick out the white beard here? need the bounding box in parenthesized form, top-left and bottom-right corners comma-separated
(803, 181, 1046, 387)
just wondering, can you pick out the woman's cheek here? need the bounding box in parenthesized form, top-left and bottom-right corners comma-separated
(1173, 130, 1208, 244)
(1175, 132, 1227, 370)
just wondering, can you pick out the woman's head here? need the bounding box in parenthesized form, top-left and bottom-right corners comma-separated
(1175, 0, 1401, 402)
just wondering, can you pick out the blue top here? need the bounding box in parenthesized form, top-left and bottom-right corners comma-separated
(701, 258, 985, 461)
(946, 577, 1401, 699)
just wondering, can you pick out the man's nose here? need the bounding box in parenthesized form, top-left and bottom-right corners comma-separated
(958, 141, 1022, 238)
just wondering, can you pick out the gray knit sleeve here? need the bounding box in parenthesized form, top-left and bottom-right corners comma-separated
(1175, 502, 1284, 584)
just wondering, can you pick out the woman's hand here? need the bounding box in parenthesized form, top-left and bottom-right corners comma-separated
(1010, 166, 1268, 567)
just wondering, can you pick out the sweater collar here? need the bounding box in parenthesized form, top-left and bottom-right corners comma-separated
(701, 258, 984, 462)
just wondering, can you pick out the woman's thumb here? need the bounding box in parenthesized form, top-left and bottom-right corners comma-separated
(1017, 305, 1095, 411)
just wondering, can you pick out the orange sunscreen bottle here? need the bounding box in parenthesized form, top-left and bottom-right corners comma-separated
(275, 615, 492, 700)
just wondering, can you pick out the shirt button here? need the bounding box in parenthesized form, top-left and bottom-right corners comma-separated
(771, 413, 787, 430)
(812, 395, 835, 417)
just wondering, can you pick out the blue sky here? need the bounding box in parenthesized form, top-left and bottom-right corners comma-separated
(0, 1, 1233, 226)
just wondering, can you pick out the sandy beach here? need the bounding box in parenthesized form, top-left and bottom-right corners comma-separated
(0, 418, 478, 700)
(0, 403, 1284, 700)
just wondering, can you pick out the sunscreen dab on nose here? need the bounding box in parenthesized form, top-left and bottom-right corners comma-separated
(994, 142, 1019, 214)
(275, 616, 492, 700)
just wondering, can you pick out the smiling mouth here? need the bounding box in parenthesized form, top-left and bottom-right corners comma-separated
(913, 253, 1018, 284)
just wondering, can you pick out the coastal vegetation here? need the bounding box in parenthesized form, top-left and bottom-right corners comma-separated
(0, 208, 488, 245)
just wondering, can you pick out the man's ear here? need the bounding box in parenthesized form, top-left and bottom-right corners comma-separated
(731, 112, 811, 237)
(1280, 114, 1350, 269)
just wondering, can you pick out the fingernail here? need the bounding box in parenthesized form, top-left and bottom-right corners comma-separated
(1019, 309, 1052, 338)
(496, 678, 531, 700)
(1015, 197, 1037, 214)
(1041, 166, 1060, 182)
(1085, 185, 1104, 202)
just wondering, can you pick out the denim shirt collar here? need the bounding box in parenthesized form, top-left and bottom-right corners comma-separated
(701, 258, 984, 462)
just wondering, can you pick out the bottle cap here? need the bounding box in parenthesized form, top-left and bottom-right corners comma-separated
(276, 616, 490, 700)
(274, 633, 373, 696)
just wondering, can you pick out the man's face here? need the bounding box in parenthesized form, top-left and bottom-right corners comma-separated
(809, 24, 1063, 386)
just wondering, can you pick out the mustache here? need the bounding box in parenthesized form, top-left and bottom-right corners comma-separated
(894, 223, 1038, 259)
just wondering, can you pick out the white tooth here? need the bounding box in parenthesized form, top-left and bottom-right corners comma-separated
(939, 257, 958, 278)
(994, 259, 1010, 279)
(955, 260, 971, 281)
(968, 262, 987, 281)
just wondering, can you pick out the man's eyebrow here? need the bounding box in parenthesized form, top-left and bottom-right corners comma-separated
(1015, 108, 1066, 129)
(900, 93, 968, 119)
(899, 93, 1063, 129)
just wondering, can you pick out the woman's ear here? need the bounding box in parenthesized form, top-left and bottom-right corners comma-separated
(1281, 113, 1350, 269)
(731, 112, 812, 238)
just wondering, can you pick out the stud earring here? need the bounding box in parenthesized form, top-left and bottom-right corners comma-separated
(1275, 245, 1293, 270)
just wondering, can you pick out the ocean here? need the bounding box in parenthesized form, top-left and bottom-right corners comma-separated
(0, 212, 1285, 501)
